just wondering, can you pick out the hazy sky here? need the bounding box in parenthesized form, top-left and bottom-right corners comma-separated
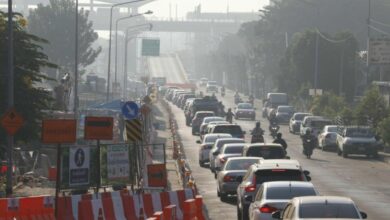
(140, 0, 270, 18)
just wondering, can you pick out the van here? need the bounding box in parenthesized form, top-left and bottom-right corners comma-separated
(300, 116, 332, 136)
(263, 93, 288, 118)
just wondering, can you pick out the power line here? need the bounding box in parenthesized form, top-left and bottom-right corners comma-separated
(369, 25, 390, 36)
(370, 18, 390, 29)
(315, 28, 353, 44)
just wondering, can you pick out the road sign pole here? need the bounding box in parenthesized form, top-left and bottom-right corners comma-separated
(6, 0, 14, 198)
(54, 143, 62, 219)
(96, 140, 101, 194)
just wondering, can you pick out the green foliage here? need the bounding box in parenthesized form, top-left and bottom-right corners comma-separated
(28, 0, 101, 80)
(309, 92, 349, 119)
(355, 86, 388, 128)
(0, 13, 56, 146)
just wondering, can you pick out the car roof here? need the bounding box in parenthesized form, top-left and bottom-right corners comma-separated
(226, 156, 263, 161)
(215, 138, 244, 143)
(213, 124, 242, 128)
(223, 143, 246, 148)
(253, 159, 301, 170)
(294, 112, 311, 116)
(245, 143, 283, 148)
(292, 196, 355, 205)
(263, 181, 315, 189)
(196, 111, 214, 114)
(204, 133, 232, 138)
(203, 116, 223, 121)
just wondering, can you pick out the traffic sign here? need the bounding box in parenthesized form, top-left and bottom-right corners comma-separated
(125, 119, 142, 142)
(84, 117, 113, 140)
(147, 164, 167, 187)
(122, 101, 139, 119)
(42, 119, 77, 144)
(141, 38, 160, 56)
(69, 146, 90, 186)
(369, 38, 390, 64)
(1, 108, 24, 136)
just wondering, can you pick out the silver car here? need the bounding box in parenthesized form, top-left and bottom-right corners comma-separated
(217, 157, 263, 201)
(248, 181, 318, 220)
(272, 196, 367, 219)
(214, 143, 246, 175)
(289, 112, 312, 134)
(209, 138, 245, 173)
(199, 116, 225, 139)
(197, 133, 232, 167)
(318, 125, 338, 151)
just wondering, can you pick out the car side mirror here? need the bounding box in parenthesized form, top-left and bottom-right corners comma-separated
(360, 211, 367, 219)
(271, 211, 281, 219)
(213, 151, 220, 156)
(306, 176, 312, 181)
(196, 140, 201, 144)
(303, 170, 310, 176)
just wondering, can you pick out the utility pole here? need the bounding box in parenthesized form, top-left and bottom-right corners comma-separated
(74, 0, 79, 116)
(6, 0, 14, 197)
(366, 0, 371, 83)
(314, 32, 319, 96)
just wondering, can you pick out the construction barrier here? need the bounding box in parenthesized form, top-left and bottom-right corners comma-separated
(0, 195, 55, 220)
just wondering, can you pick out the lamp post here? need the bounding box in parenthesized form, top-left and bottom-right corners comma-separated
(106, 0, 147, 102)
(122, 23, 153, 99)
(114, 10, 152, 95)
(74, 0, 79, 115)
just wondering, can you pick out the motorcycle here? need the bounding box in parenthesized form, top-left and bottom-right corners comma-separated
(251, 129, 265, 143)
(302, 137, 316, 159)
(234, 96, 242, 105)
(269, 124, 279, 139)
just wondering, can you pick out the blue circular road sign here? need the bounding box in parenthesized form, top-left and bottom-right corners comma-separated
(122, 101, 139, 119)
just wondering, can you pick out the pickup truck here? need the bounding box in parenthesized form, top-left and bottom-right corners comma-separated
(336, 126, 379, 158)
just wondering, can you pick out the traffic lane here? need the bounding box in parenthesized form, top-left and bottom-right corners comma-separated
(169, 103, 238, 219)
(215, 91, 390, 220)
(148, 54, 186, 83)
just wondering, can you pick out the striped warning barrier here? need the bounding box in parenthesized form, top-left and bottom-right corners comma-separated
(0, 195, 55, 220)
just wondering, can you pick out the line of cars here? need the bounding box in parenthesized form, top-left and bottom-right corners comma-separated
(165, 84, 368, 220)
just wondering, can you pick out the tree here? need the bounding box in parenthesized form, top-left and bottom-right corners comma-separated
(355, 86, 388, 128)
(378, 116, 390, 147)
(309, 92, 349, 119)
(28, 0, 101, 81)
(0, 13, 56, 147)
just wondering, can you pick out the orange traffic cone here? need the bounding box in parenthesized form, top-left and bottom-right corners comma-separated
(98, 208, 104, 220)
(139, 207, 145, 220)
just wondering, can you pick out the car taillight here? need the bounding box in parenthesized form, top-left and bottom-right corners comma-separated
(259, 205, 278, 213)
(223, 175, 235, 182)
(245, 176, 256, 192)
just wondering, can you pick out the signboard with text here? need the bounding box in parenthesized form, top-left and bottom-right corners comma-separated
(147, 164, 167, 187)
(369, 38, 390, 64)
(42, 119, 76, 144)
(107, 144, 129, 181)
(69, 146, 90, 186)
(84, 117, 113, 140)
(141, 38, 160, 56)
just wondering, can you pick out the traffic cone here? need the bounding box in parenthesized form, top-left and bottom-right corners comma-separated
(98, 208, 104, 220)
(139, 207, 145, 220)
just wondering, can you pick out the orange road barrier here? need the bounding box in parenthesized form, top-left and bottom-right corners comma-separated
(195, 195, 205, 220)
(97, 208, 104, 220)
(152, 211, 164, 220)
(139, 207, 145, 220)
(121, 195, 138, 220)
(183, 199, 197, 220)
(163, 205, 176, 220)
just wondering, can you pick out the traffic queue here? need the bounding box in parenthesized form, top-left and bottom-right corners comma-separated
(163, 82, 368, 220)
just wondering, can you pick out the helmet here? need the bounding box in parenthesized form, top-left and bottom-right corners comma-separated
(256, 121, 261, 127)
(277, 133, 282, 138)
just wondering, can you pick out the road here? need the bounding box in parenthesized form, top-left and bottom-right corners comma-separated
(148, 54, 390, 220)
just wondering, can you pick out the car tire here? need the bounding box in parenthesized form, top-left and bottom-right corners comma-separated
(214, 173, 217, 179)
(199, 161, 204, 167)
(220, 193, 227, 202)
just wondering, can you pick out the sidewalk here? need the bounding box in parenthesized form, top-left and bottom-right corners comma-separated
(152, 101, 183, 191)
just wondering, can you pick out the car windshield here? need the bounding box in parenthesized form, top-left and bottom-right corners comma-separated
(246, 147, 285, 159)
(204, 117, 224, 123)
(299, 203, 360, 218)
(225, 159, 259, 170)
(255, 170, 303, 184)
(310, 120, 331, 129)
(224, 146, 243, 154)
(278, 106, 294, 113)
(295, 114, 310, 121)
(266, 187, 316, 200)
(345, 128, 374, 138)
(237, 103, 253, 109)
(197, 112, 214, 119)
(216, 139, 244, 150)
(205, 135, 229, 143)
(326, 126, 338, 133)
(214, 126, 243, 135)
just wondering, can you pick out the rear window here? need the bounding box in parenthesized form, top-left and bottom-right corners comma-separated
(225, 159, 259, 170)
(197, 113, 214, 118)
(224, 146, 243, 154)
(278, 106, 294, 113)
(266, 187, 316, 200)
(310, 120, 331, 128)
(295, 114, 310, 121)
(246, 147, 285, 159)
(299, 203, 360, 219)
(214, 126, 242, 134)
(255, 170, 303, 184)
(216, 139, 244, 149)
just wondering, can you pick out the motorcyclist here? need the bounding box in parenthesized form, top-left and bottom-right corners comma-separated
(273, 133, 287, 150)
(268, 111, 280, 133)
(234, 91, 240, 103)
(218, 101, 225, 116)
(251, 122, 265, 143)
(225, 108, 234, 123)
(248, 94, 255, 105)
(301, 129, 316, 158)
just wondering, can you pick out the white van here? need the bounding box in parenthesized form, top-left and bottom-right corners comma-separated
(300, 116, 332, 136)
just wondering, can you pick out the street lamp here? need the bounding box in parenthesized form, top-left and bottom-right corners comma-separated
(106, 0, 147, 102)
(123, 23, 153, 98)
(114, 10, 153, 95)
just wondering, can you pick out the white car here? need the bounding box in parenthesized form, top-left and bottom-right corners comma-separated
(199, 117, 225, 139)
(272, 196, 367, 219)
(214, 143, 245, 174)
(209, 138, 245, 173)
(318, 125, 338, 151)
(248, 181, 318, 220)
(206, 81, 218, 93)
(197, 133, 232, 167)
(289, 112, 312, 134)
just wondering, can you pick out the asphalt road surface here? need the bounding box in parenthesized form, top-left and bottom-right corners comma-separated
(148, 54, 390, 220)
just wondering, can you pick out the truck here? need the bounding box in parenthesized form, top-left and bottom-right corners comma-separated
(262, 93, 289, 118)
(185, 96, 221, 126)
(336, 126, 379, 158)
